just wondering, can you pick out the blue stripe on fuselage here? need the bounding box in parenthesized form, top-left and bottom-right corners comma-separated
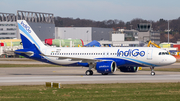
(96, 57, 159, 67)
(40, 57, 158, 67)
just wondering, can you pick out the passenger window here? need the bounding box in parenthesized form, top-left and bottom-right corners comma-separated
(159, 52, 161, 55)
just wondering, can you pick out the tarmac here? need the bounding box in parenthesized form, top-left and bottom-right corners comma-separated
(0, 59, 180, 86)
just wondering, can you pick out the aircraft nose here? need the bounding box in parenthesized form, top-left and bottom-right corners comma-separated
(170, 56, 176, 64)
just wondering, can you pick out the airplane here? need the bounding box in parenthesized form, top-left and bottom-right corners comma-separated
(15, 20, 176, 76)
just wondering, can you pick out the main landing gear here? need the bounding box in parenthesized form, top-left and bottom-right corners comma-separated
(85, 70, 93, 75)
(150, 67, 155, 76)
(85, 64, 94, 75)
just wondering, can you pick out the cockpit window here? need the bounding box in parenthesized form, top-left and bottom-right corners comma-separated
(159, 52, 169, 55)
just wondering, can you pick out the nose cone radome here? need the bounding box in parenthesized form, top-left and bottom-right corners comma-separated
(169, 56, 176, 64)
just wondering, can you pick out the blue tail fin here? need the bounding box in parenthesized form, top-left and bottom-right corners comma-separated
(17, 20, 46, 50)
(15, 20, 46, 60)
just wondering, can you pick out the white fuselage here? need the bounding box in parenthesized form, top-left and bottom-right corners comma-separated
(41, 47, 176, 67)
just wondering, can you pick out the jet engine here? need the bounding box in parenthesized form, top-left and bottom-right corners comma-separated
(96, 61, 116, 75)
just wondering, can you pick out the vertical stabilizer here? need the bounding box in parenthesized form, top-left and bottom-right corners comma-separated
(17, 20, 46, 49)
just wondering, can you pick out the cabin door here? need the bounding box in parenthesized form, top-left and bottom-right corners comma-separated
(147, 49, 153, 60)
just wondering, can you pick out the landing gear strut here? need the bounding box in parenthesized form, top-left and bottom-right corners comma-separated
(85, 70, 93, 75)
(85, 63, 94, 76)
(150, 67, 155, 76)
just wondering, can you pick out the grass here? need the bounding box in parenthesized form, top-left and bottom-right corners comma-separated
(0, 83, 180, 101)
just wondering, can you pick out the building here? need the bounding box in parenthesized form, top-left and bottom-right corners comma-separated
(0, 11, 55, 41)
(55, 27, 141, 47)
(150, 31, 161, 44)
(55, 27, 113, 44)
(110, 29, 139, 47)
(112, 29, 138, 41)
(109, 23, 160, 46)
(0, 11, 55, 57)
(17, 10, 55, 41)
(0, 12, 17, 39)
(137, 23, 160, 44)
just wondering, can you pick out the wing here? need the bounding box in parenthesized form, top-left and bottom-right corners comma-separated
(40, 53, 101, 63)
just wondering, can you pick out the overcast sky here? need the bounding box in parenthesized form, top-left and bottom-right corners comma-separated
(1, 0, 180, 22)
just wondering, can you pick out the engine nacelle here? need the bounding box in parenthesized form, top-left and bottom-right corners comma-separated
(96, 61, 116, 73)
(119, 66, 139, 72)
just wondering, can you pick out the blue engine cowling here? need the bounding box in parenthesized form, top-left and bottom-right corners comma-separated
(96, 61, 116, 73)
(119, 66, 139, 72)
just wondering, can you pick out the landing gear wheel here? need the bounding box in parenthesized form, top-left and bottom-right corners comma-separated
(102, 73, 108, 75)
(150, 67, 155, 76)
(85, 70, 93, 75)
(151, 72, 155, 76)
(90, 70, 93, 75)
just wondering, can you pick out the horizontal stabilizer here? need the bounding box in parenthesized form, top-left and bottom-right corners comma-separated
(14, 51, 34, 56)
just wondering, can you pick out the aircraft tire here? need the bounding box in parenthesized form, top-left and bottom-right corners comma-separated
(86, 70, 93, 75)
(151, 72, 155, 76)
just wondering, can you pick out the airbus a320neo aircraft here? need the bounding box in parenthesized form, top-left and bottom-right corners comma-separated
(15, 20, 176, 76)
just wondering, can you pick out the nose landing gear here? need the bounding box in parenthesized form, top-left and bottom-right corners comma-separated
(150, 67, 155, 76)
